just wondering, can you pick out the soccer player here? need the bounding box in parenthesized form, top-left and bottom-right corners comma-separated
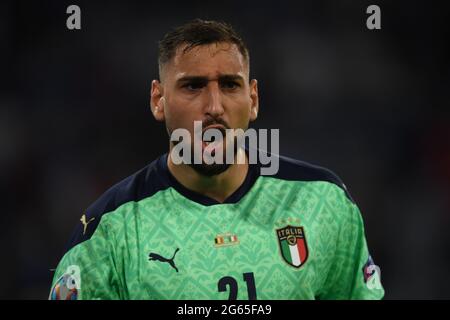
(50, 19, 384, 300)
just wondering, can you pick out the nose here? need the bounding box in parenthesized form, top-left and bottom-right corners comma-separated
(204, 81, 224, 118)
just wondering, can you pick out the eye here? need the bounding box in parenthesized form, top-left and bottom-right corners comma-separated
(221, 81, 240, 90)
(182, 82, 205, 91)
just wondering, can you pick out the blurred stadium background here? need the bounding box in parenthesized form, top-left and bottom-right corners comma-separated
(0, 0, 449, 299)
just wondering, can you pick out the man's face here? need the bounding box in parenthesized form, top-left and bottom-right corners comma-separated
(151, 42, 259, 176)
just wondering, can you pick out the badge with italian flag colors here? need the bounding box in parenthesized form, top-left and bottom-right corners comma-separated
(276, 225, 309, 268)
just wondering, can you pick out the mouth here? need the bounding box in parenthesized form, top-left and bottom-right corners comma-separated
(201, 125, 227, 152)
(202, 124, 227, 134)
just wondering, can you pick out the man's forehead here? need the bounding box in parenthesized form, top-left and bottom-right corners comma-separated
(167, 42, 248, 79)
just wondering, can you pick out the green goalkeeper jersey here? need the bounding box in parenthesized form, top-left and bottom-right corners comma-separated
(50, 153, 384, 300)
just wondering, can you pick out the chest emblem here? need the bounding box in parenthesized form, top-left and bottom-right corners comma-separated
(276, 225, 309, 268)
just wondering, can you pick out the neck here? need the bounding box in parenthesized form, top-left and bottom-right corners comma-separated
(167, 149, 249, 203)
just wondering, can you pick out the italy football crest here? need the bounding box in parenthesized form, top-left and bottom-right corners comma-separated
(276, 225, 308, 268)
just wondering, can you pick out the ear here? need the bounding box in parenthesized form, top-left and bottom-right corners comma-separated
(150, 80, 165, 122)
(249, 79, 259, 121)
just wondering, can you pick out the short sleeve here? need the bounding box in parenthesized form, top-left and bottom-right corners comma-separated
(49, 218, 123, 300)
(319, 200, 384, 300)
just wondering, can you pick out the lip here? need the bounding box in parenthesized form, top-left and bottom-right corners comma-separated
(201, 125, 227, 150)
(202, 124, 227, 134)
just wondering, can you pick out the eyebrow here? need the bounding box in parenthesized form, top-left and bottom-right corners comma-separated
(176, 74, 245, 84)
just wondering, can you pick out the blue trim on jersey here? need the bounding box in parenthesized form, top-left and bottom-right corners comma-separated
(269, 153, 354, 203)
(161, 153, 261, 206)
(64, 156, 171, 254)
(62, 152, 353, 255)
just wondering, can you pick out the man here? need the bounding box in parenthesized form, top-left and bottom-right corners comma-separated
(50, 19, 384, 300)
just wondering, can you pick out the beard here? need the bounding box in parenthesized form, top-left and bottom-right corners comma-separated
(170, 129, 240, 177)
(189, 161, 232, 177)
(168, 117, 246, 177)
(189, 128, 237, 177)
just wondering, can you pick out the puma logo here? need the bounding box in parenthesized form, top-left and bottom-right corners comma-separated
(148, 248, 180, 272)
(80, 214, 95, 235)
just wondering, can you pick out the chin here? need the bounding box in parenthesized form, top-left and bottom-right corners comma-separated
(189, 162, 231, 177)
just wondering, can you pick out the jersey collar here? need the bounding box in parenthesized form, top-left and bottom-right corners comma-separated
(158, 153, 260, 206)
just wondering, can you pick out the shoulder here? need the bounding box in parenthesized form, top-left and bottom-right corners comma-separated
(63, 155, 169, 253)
(263, 153, 354, 203)
(86, 156, 169, 219)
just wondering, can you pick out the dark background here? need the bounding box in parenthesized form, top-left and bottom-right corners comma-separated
(1, 0, 449, 299)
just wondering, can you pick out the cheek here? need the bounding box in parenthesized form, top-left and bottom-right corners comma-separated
(164, 99, 198, 133)
(227, 96, 252, 128)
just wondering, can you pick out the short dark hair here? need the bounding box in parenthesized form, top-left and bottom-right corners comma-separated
(158, 19, 250, 77)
